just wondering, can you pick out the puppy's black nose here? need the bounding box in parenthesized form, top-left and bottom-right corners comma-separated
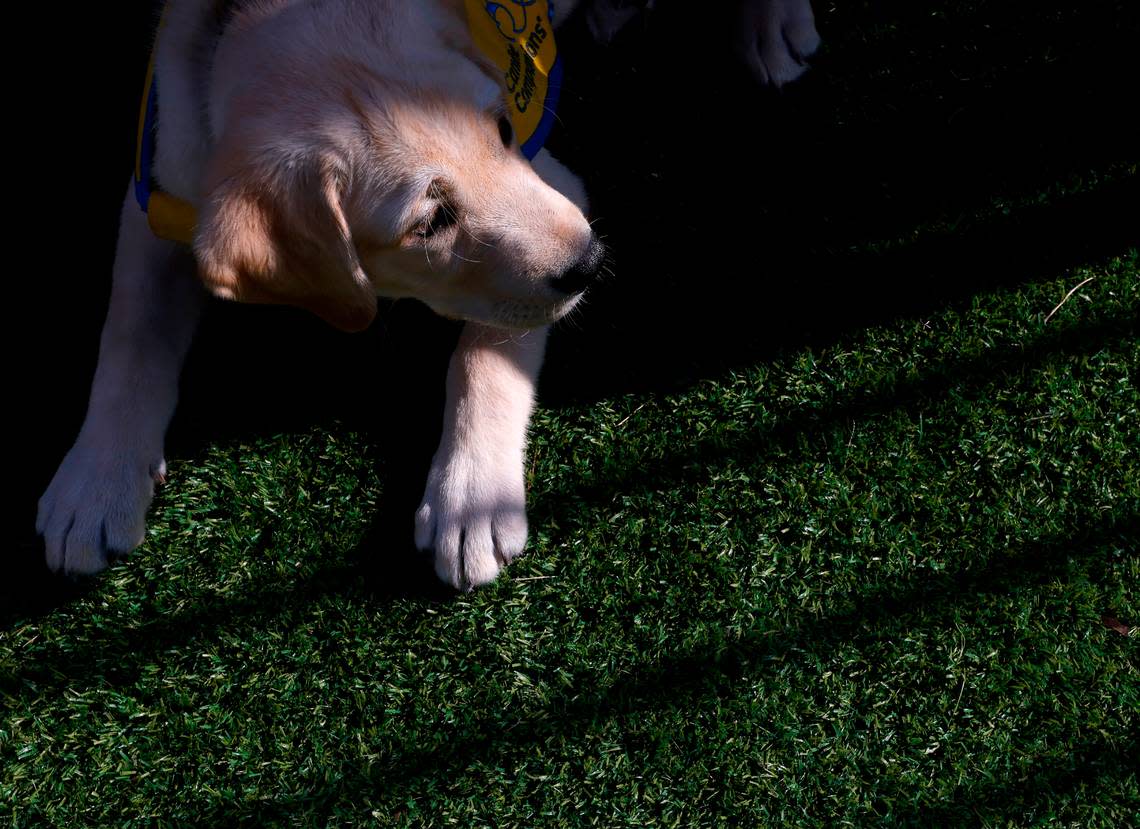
(550, 234, 606, 296)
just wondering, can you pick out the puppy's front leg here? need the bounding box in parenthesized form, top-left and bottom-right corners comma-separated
(415, 323, 548, 590)
(37, 184, 205, 575)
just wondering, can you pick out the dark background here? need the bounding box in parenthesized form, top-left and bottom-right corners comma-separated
(11, 1, 1138, 589)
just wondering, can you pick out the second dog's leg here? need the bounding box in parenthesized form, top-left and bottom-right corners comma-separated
(37, 185, 206, 575)
(415, 323, 549, 590)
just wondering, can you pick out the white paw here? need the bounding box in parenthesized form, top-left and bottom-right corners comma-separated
(414, 448, 528, 591)
(36, 437, 164, 576)
(737, 0, 821, 86)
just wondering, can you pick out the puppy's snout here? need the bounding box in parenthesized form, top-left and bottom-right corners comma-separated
(550, 234, 606, 296)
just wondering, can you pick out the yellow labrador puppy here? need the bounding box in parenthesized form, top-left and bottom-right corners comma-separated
(38, 0, 818, 590)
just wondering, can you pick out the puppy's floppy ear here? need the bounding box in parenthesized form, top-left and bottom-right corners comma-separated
(194, 144, 377, 333)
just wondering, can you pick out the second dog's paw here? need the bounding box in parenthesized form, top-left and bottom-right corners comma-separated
(36, 440, 164, 576)
(414, 452, 528, 591)
(737, 0, 821, 86)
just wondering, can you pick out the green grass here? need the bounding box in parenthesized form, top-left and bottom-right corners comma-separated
(5, 1, 1139, 825)
(4, 257, 1136, 826)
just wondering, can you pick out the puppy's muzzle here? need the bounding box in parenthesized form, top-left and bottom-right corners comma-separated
(550, 234, 606, 296)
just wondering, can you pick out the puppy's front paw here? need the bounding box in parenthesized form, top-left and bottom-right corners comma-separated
(414, 449, 528, 591)
(737, 0, 821, 86)
(36, 438, 164, 576)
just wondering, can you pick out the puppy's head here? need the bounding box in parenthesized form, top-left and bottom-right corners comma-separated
(194, 1, 601, 332)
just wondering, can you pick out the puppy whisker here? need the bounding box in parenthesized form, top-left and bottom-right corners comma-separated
(448, 249, 482, 264)
(539, 102, 565, 129)
(458, 220, 495, 249)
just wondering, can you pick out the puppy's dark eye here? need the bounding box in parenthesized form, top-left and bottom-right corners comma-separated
(414, 204, 457, 239)
(497, 115, 513, 148)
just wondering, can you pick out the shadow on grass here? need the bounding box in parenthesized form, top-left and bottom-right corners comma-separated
(537, 307, 1138, 521)
(888, 732, 1138, 824)
(212, 508, 1137, 825)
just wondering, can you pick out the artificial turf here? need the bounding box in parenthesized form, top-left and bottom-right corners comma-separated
(5, 1, 1138, 826)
